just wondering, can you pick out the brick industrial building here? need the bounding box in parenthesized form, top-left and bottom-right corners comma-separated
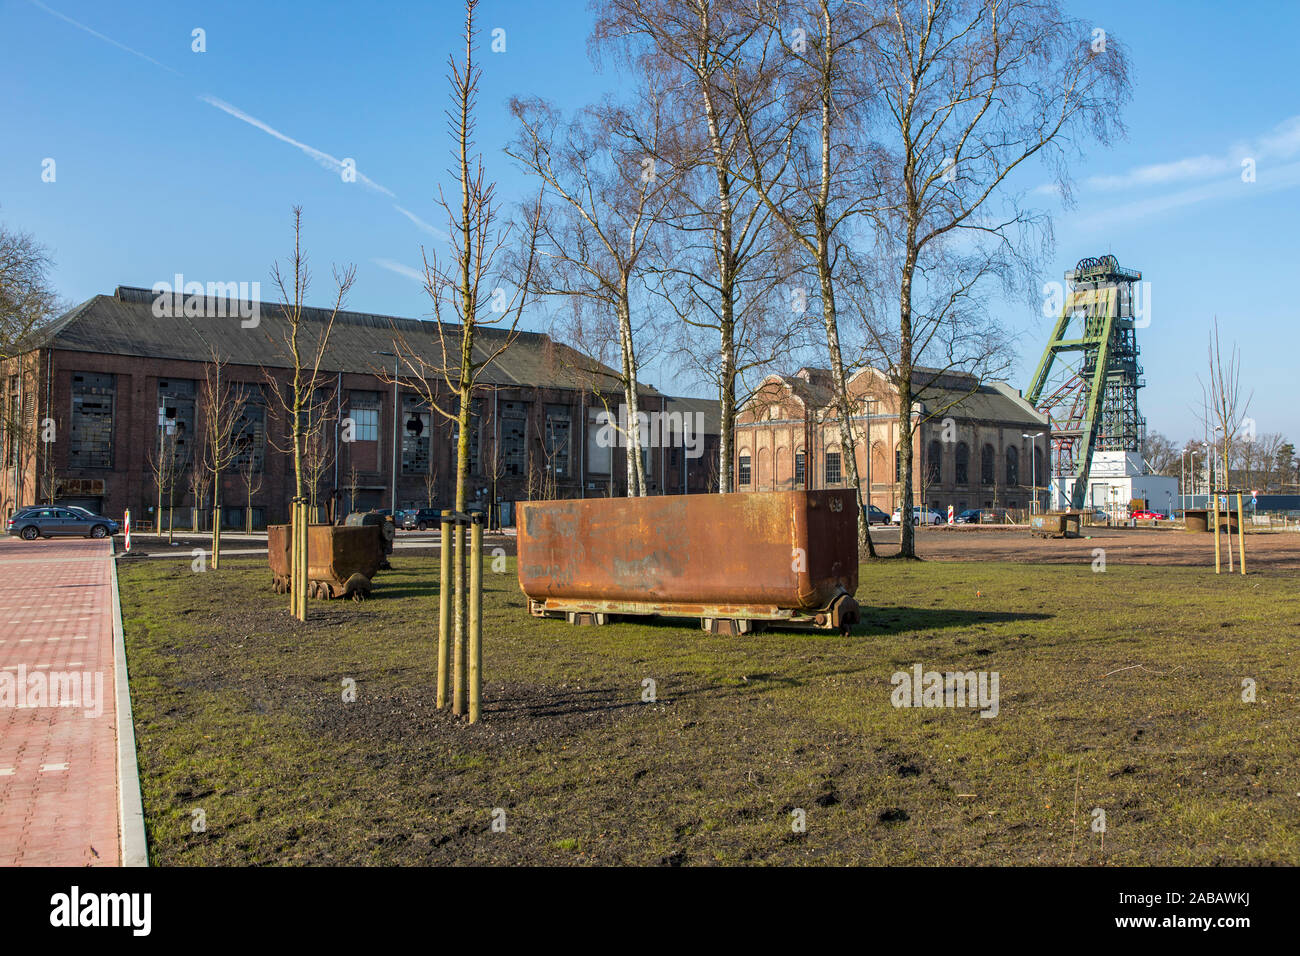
(1, 286, 720, 528)
(735, 366, 1051, 516)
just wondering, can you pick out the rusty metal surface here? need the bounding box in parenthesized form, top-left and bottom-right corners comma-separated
(267, 524, 290, 578)
(266, 523, 381, 596)
(307, 525, 382, 584)
(517, 490, 858, 612)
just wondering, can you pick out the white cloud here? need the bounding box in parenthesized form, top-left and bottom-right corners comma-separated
(372, 258, 426, 283)
(200, 94, 396, 198)
(1075, 159, 1300, 231)
(1086, 115, 1300, 192)
(29, 0, 182, 74)
(393, 205, 450, 241)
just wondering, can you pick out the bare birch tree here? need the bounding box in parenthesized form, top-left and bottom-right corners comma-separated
(386, 0, 538, 517)
(727, 0, 881, 551)
(0, 220, 62, 362)
(1200, 317, 1253, 498)
(593, 0, 803, 493)
(862, 0, 1130, 557)
(508, 88, 677, 497)
(198, 349, 249, 569)
(265, 207, 356, 618)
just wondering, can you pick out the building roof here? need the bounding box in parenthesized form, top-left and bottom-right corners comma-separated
(742, 365, 1047, 427)
(33, 286, 652, 395)
(662, 394, 721, 434)
(914, 379, 1048, 427)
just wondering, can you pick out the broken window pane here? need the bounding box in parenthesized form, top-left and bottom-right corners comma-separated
(70, 372, 115, 469)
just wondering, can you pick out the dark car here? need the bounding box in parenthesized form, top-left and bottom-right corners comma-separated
(862, 504, 891, 525)
(7, 507, 119, 540)
(955, 508, 1010, 524)
(400, 508, 443, 531)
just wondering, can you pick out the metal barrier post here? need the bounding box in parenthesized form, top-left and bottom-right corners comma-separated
(453, 515, 466, 716)
(1237, 492, 1246, 575)
(1212, 493, 1221, 574)
(438, 511, 452, 709)
(469, 514, 483, 724)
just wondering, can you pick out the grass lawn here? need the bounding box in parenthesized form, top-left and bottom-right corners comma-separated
(117, 552, 1300, 865)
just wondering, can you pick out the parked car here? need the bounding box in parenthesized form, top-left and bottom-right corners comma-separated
(400, 508, 442, 531)
(1132, 510, 1167, 520)
(7, 507, 119, 540)
(891, 506, 945, 526)
(955, 508, 1011, 524)
(862, 504, 891, 525)
(11, 504, 97, 520)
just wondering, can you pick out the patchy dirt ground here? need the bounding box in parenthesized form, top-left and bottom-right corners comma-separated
(117, 551, 1300, 866)
(868, 524, 1300, 570)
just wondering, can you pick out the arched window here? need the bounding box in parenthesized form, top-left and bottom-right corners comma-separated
(825, 446, 842, 484)
(1006, 445, 1019, 486)
(955, 442, 970, 485)
(981, 444, 995, 485)
(738, 452, 752, 486)
(1034, 447, 1044, 486)
(926, 439, 942, 485)
(794, 449, 806, 486)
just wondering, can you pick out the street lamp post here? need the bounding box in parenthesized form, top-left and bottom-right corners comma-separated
(1201, 439, 1212, 500)
(1022, 431, 1043, 514)
(373, 350, 399, 512)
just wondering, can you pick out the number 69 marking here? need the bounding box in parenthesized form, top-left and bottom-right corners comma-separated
(829, 498, 843, 512)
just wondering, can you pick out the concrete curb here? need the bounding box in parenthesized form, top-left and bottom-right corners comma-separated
(109, 538, 149, 867)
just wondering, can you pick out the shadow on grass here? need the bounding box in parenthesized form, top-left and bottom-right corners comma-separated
(529, 606, 1052, 639)
(853, 608, 1052, 637)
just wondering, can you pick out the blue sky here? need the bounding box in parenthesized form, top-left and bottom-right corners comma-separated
(1, 0, 1296, 444)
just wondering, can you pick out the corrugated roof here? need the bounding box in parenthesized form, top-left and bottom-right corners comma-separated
(37, 286, 653, 395)
(663, 394, 721, 434)
(765, 365, 1046, 427)
(915, 380, 1048, 427)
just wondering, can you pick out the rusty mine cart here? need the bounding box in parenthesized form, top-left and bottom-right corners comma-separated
(267, 515, 389, 600)
(1029, 511, 1083, 539)
(517, 489, 861, 636)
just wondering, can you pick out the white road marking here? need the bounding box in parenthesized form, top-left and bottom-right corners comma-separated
(39, 763, 69, 772)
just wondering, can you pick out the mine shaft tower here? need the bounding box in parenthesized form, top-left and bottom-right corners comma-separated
(1025, 255, 1146, 510)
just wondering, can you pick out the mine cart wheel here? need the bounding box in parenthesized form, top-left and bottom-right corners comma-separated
(343, 573, 370, 602)
(565, 611, 610, 626)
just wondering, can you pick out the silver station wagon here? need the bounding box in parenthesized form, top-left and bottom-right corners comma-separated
(6, 507, 120, 540)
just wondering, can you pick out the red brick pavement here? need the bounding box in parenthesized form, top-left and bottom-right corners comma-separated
(0, 538, 120, 866)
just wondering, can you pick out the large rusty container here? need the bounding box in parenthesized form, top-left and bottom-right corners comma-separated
(1183, 508, 1238, 534)
(1029, 511, 1082, 538)
(267, 523, 383, 600)
(344, 511, 395, 566)
(517, 490, 860, 634)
